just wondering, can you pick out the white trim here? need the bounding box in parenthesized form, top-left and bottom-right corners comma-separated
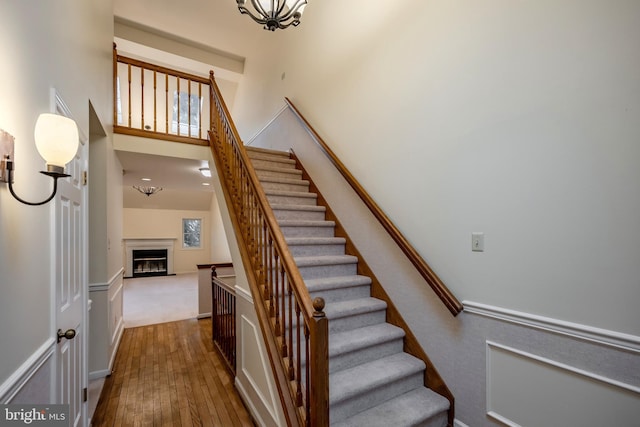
(463, 300, 640, 353)
(245, 103, 289, 146)
(89, 267, 125, 292)
(239, 315, 279, 425)
(52, 88, 88, 145)
(486, 340, 640, 426)
(88, 369, 111, 381)
(487, 340, 640, 394)
(235, 285, 253, 303)
(0, 338, 56, 403)
(454, 420, 471, 427)
(197, 313, 212, 319)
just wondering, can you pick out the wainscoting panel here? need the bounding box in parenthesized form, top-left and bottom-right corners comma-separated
(486, 341, 640, 426)
(232, 284, 285, 427)
(0, 339, 55, 404)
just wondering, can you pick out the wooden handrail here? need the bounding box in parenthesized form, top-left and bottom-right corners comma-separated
(285, 98, 463, 317)
(209, 73, 329, 426)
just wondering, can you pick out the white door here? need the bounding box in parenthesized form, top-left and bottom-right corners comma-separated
(54, 102, 88, 427)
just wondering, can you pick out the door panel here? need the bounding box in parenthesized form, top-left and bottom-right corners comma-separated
(55, 126, 86, 427)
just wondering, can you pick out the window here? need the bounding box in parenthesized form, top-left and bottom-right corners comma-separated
(172, 91, 202, 137)
(182, 218, 202, 248)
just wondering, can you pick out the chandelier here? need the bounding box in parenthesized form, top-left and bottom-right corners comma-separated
(133, 186, 163, 197)
(237, 0, 309, 31)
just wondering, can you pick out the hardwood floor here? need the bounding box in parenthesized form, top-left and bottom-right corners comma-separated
(92, 318, 255, 426)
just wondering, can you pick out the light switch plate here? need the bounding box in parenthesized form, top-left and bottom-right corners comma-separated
(472, 232, 485, 252)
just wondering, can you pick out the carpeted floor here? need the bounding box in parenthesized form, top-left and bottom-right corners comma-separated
(123, 272, 199, 328)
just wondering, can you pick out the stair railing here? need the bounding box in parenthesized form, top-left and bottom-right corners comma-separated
(211, 267, 237, 374)
(113, 44, 210, 146)
(285, 98, 463, 317)
(208, 72, 329, 427)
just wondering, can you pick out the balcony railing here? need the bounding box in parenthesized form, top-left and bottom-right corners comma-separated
(113, 44, 210, 146)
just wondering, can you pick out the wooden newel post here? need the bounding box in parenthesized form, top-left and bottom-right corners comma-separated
(310, 297, 329, 426)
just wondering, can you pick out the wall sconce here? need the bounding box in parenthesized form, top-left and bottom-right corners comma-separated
(0, 113, 79, 206)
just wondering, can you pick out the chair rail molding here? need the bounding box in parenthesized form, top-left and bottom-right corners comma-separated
(464, 301, 640, 353)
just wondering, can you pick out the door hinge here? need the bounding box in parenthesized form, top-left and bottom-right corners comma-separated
(82, 171, 88, 186)
(83, 387, 88, 403)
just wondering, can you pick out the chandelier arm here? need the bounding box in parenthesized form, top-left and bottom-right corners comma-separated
(250, 0, 269, 19)
(277, 0, 307, 20)
(238, 6, 267, 24)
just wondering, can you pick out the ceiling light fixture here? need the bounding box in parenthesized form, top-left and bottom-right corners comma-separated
(1, 114, 79, 206)
(199, 167, 212, 178)
(236, 0, 309, 31)
(133, 186, 163, 197)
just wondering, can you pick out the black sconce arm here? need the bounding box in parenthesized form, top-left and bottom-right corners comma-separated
(5, 160, 69, 206)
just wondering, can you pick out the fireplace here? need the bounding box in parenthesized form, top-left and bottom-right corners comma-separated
(124, 238, 176, 278)
(132, 249, 168, 277)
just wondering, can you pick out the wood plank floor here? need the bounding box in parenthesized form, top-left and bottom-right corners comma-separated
(91, 318, 255, 426)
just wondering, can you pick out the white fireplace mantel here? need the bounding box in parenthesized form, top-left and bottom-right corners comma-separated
(124, 238, 176, 278)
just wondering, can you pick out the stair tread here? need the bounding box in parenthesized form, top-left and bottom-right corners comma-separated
(245, 146, 291, 157)
(330, 324, 405, 358)
(324, 297, 387, 319)
(264, 189, 317, 198)
(329, 353, 426, 404)
(294, 254, 358, 266)
(286, 236, 346, 245)
(305, 274, 371, 290)
(259, 176, 309, 185)
(279, 219, 336, 227)
(333, 388, 450, 427)
(271, 204, 326, 212)
(255, 165, 302, 174)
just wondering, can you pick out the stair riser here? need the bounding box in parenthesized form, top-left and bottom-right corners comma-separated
(328, 309, 386, 334)
(256, 169, 303, 180)
(249, 158, 297, 170)
(289, 243, 346, 257)
(274, 209, 326, 221)
(266, 194, 318, 206)
(281, 225, 336, 238)
(329, 339, 404, 374)
(330, 372, 425, 423)
(261, 181, 310, 192)
(308, 283, 370, 304)
(298, 262, 357, 280)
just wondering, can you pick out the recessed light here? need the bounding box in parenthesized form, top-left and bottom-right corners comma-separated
(202, 182, 210, 186)
(141, 178, 151, 182)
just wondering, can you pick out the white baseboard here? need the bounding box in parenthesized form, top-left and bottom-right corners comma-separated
(454, 420, 471, 427)
(0, 338, 55, 403)
(89, 369, 111, 380)
(197, 313, 212, 319)
(463, 300, 640, 353)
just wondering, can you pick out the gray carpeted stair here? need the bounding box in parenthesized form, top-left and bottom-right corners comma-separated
(246, 146, 449, 427)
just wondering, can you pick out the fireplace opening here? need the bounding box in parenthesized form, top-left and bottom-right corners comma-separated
(132, 249, 168, 277)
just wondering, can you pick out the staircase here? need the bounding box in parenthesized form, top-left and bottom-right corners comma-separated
(246, 146, 450, 427)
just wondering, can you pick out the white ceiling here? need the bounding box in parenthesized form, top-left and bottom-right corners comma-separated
(118, 150, 214, 211)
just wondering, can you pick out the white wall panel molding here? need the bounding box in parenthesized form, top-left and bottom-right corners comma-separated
(0, 338, 55, 403)
(464, 301, 640, 353)
(89, 267, 125, 292)
(237, 315, 280, 426)
(235, 285, 253, 303)
(486, 341, 640, 426)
